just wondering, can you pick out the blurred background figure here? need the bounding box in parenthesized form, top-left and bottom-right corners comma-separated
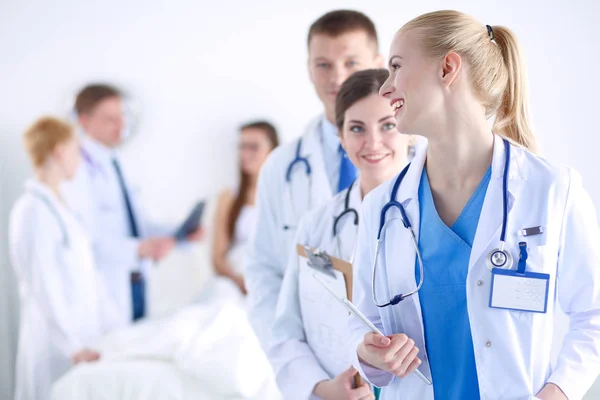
(46, 121, 282, 400)
(62, 84, 203, 328)
(0, 2, 598, 400)
(211, 121, 279, 298)
(9, 117, 121, 400)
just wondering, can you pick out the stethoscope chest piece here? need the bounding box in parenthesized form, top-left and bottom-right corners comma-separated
(486, 248, 513, 271)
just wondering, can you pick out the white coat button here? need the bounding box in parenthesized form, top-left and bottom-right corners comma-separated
(485, 341, 492, 348)
(477, 280, 484, 287)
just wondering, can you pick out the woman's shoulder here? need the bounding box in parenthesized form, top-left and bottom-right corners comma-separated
(297, 192, 349, 244)
(303, 191, 348, 226)
(218, 188, 235, 201)
(10, 193, 53, 225)
(9, 192, 61, 245)
(513, 146, 574, 191)
(216, 189, 235, 210)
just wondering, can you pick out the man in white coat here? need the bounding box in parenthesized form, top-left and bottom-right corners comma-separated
(63, 84, 202, 327)
(245, 10, 384, 351)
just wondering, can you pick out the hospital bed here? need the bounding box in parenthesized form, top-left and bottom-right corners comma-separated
(51, 198, 281, 400)
(52, 286, 281, 400)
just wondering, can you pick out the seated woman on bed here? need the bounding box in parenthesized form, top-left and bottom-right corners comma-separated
(211, 121, 279, 295)
(49, 121, 282, 399)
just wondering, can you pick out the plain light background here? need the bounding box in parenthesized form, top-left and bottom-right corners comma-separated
(1, 0, 599, 398)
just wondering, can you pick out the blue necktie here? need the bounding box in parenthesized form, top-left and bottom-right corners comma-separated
(112, 158, 145, 321)
(337, 145, 357, 193)
(112, 158, 139, 238)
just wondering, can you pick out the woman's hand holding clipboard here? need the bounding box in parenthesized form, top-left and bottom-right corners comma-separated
(311, 272, 432, 386)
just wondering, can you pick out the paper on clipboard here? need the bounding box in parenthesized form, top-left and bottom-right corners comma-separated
(296, 245, 362, 387)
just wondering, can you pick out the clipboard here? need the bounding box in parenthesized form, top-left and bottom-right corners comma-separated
(296, 244, 363, 389)
(173, 201, 205, 241)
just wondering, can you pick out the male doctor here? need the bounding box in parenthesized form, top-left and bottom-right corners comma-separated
(245, 10, 383, 350)
(63, 84, 202, 327)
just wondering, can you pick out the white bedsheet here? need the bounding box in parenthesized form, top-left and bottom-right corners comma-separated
(52, 278, 281, 400)
(52, 359, 212, 400)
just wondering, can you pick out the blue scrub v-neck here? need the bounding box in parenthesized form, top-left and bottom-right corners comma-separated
(415, 166, 492, 399)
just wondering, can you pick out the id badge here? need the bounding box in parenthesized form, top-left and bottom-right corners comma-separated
(489, 268, 549, 313)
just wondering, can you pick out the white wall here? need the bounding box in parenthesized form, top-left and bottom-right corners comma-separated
(1, 0, 599, 398)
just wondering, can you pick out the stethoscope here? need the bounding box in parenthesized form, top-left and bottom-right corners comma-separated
(372, 138, 512, 308)
(332, 180, 359, 263)
(284, 138, 312, 230)
(29, 190, 70, 248)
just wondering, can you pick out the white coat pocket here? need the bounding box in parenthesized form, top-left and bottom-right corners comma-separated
(505, 232, 550, 322)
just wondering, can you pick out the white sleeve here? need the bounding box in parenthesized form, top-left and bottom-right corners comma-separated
(547, 169, 600, 399)
(11, 208, 82, 358)
(270, 218, 330, 400)
(138, 211, 175, 239)
(245, 154, 286, 351)
(348, 194, 395, 387)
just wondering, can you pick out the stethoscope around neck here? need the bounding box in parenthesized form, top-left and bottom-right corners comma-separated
(29, 189, 70, 248)
(283, 138, 312, 230)
(371, 138, 512, 308)
(332, 180, 359, 263)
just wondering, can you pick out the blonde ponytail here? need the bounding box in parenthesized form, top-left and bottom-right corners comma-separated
(401, 11, 538, 152)
(491, 26, 537, 152)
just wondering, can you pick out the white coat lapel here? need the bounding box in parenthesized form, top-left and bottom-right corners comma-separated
(380, 148, 424, 324)
(304, 117, 333, 208)
(379, 147, 434, 380)
(334, 180, 361, 262)
(286, 120, 318, 227)
(469, 135, 526, 270)
(382, 146, 425, 307)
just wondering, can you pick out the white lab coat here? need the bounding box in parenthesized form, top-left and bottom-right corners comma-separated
(349, 134, 600, 400)
(246, 116, 334, 351)
(9, 180, 121, 400)
(62, 135, 173, 326)
(271, 181, 361, 400)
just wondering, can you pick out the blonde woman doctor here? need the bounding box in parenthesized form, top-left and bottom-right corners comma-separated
(271, 69, 410, 400)
(349, 10, 600, 400)
(9, 117, 120, 400)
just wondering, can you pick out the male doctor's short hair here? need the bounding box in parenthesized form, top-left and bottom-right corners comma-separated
(23, 116, 75, 167)
(75, 84, 121, 116)
(307, 10, 379, 50)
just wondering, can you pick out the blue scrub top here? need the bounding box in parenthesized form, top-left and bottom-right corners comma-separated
(416, 166, 492, 399)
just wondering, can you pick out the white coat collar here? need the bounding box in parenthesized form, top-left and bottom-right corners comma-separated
(396, 134, 527, 205)
(380, 134, 529, 381)
(320, 118, 340, 156)
(80, 135, 118, 175)
(338, 178, 362, 209)
(470, 134, 527, 269)
(330, 179, 362, 262)
(392, 134, 528, 266)
(350, 178, 362, 209)
(25, 179, 63, 208)
(332, 179, 362, 229)
(302, 115, 334, 203)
